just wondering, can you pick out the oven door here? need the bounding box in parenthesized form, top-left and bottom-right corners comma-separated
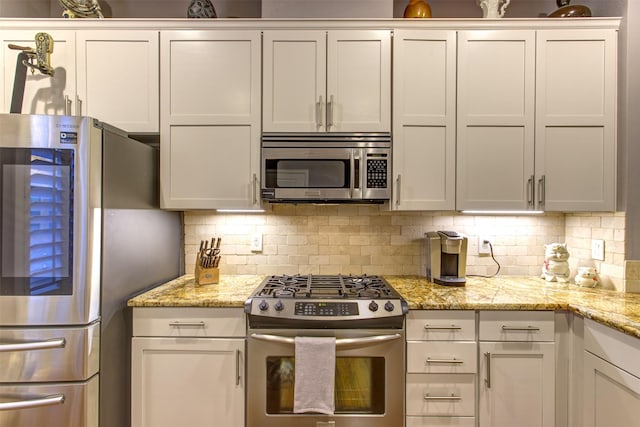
(0, 115, 98, 326)
(247, 328, 404, 427)
(262, 147, 357, 201)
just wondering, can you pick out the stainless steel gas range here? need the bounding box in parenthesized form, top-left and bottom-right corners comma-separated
(245, 274, 408, 427)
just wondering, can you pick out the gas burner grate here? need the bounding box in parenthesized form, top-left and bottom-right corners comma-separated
(255, 274, 395, 299)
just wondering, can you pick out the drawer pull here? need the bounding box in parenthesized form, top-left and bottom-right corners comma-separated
(0, 394, 65, 411)
(501, 325, 541, 331)
(0, 338, 65, 352)
(424, 324, 462, 331)
(423, 393, 462, 401)
(426, 357, 464, 364)
(168, 321, 206, 327)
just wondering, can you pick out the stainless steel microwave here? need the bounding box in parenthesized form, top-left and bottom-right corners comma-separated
(261, 133, 391, 203)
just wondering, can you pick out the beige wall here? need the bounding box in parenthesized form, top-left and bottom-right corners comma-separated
(184, 207, 627, 290)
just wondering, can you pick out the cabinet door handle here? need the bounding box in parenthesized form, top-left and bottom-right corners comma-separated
(484, 352, 491, 388)
(527, 175, 534, 207)
(423, 393, 462, 401)
(316, 95, 323, 130)
(395, 175, 401, 206)
(65, 95, 72, 115)
(168, 321, 206, 327)
(75, 94, 82, 116)
(538, 175, 546, 207)
(327, 94, 334, 129)
(235, 349, 242, 386)
(253, 173, 259, 205)
(424, 324, 462, 330)
(426, 357, 464, 364)
(501, 325, 541, 331)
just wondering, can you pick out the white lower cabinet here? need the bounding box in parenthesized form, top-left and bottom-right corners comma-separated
(478, 311, 556, 427)
(406, 311, 477, 426)
(584, 319, 640, 427)
(131, 308, 245, 427)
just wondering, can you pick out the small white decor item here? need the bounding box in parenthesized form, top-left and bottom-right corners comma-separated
(575, 267, 599, 288)
(476, 0, 511, 18)
(541, 243, 570, 283)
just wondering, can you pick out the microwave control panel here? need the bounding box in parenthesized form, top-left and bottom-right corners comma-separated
(366, 155, 388, 189)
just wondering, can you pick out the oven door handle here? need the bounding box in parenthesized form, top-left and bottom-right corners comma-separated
(0, 338, 66, 352)
(0, 394, 65, 411)
(250, 333, 401, 348)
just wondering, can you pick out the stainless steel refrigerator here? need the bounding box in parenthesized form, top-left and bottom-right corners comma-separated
(0, 114, 183, 427)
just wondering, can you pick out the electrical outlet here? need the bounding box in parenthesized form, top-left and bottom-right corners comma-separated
(250, 233, 263, 252)
(592, 239, 605, 261)
(479, 237, 491, 256)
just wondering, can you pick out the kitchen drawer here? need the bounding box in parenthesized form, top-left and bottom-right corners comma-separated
(0, 323, 99, 382)
(406, 373, 475, 417)
(0, 375, 98, 427)
(479, 310, 554, 342)
(132, 307, 246, 337)
(407, 310, 476, 341)
(407, 341, 477, 374)
(406, 416, 476, 427)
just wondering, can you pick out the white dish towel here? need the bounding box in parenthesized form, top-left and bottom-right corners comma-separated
(293, 336, 336, 415)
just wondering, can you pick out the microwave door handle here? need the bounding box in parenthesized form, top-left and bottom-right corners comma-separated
(250, 333, 401, 348)
(350, 151, 355, 199)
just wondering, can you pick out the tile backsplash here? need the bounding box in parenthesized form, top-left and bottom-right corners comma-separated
(184, 206, 627, 290)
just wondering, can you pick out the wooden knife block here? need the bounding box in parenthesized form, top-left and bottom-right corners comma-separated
(195, 264, 219, 285)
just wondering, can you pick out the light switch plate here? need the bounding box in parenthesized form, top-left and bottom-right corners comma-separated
(592, 239, 605, 261)
(250, 233, 263, 252)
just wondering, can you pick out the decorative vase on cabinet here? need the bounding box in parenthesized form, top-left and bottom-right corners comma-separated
(403, 0, 432, 18)
(476, 0, 510, 18)
(187, 0, 216, 18)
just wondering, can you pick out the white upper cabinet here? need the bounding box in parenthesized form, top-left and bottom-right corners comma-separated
(456, 30, 536, 211)
(392, 29, 456, 211)
(76, 30, 159, 133)
(262, 29, 391, 133)
(535, 29, 617, 212)
(262, 30, 326, 132)
(0, 29, 76, 116)
(160, 30, 261, 210)
(0, 29, 159, 133)
(456, 27, 617, 212)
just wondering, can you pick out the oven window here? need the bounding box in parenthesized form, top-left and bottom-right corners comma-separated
(264, 159, 349, 188)
(0, 148, 74, 296)
(266, 356, 385, 414)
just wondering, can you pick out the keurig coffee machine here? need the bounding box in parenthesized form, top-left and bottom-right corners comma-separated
(425, 231, 468, 286)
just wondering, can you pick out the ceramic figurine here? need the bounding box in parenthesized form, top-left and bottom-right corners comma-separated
(476, 0, 510, 18)
(575, 267, 599, 287)
(188, 0, 217, 18)
(541, 243, 571, 282)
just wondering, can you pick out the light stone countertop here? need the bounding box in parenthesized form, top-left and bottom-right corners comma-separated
(128, 274, 640, 339)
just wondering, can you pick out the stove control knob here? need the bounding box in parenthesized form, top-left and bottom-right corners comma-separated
(384, 301, 395, 312)
(274, 300, 284, 312)
(258, 300, 269, 311)
(368, 301, 379, 312)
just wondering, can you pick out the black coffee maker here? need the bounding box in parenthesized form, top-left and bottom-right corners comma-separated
(425, 231, 468, 286)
